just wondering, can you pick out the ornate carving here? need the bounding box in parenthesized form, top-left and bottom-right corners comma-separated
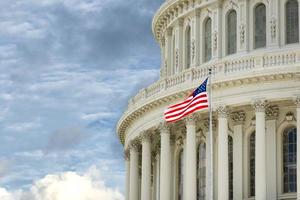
(128, 139, 140, 151)
(285, 112, 295, 121)
(270, 17, 276, 40)
(231, 111, 246, 125)
(239, 24, 245, 44)
(213, 31, 218, 50)
(266, 105, 279, 120)
(158, 122, 170, 134)
(216, 106, 229, 118)
(252, 99, 268, 112)
(203, 117, 216, 131)
(294, 96, 300, 108)
(191, 39, 196, 61)
(139, 130, 152, 143)
(175, 49, 179, 69)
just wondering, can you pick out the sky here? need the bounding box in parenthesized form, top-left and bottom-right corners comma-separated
(0, 0, 163, 199)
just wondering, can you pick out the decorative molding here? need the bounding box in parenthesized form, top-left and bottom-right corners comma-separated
(285, 112, 295, 122)
(213, 31, 218, 50)
(191, 39, 196, 61)
(231, 111, 246, 125)
(252, 99, 268, 112)
(266, 105, 279, 120)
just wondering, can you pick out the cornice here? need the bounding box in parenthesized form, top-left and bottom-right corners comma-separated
(117, 71, 299, 145)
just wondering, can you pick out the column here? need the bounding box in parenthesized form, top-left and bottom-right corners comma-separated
(141, 133, 152, 200)
(152, 154, 157, 200)
(217, 106, 229, 200)
(231, 111, 245, 200)
(295, 97, 300, 199)
(266, 106, 278, 200)
(159, 38, 166, 78)
(156, 153, 160, 200)
(184, 114, 197, 200)
(125, 150, 130, 200)
(204, 118, 215, 200)
(129, 142, 139, 200)
(159, 123, 171, 200)
(252, 100, 267, 200)
(165, 28, 173, 76)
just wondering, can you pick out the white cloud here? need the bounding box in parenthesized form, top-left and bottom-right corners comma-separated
(0, 166, 124, 200)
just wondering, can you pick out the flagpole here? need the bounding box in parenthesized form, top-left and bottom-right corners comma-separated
(208, 68, 214, 200)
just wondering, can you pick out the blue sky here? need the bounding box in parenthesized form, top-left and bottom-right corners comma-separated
(0, 0, 163, 199)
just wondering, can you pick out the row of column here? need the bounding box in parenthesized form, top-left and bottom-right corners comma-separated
(126, 98, 300, 200)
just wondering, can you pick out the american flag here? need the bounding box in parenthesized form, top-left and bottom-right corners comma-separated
(164, 78, 209, 123)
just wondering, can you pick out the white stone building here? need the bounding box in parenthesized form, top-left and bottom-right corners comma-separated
(116, 0, 300, 199)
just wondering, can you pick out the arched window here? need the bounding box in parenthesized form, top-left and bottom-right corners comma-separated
(204, 18, 212, 62)
(283, 127, 297, 193)
(228, 136, 233, 200)
(286, 0, 299, 44)
(178, 150, 184, 200)
(254, 3, 266, 49)
(249, 132, 255, 197)
(227, 10, 237, 55)
(186, 26, 191, 69)
(197, 142, 206, 200)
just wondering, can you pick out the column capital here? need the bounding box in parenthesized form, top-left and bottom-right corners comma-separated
(184, 113, 198, 126)
(139, 130, 153, 143)
(294, 96, 300, 108)
(124, 149, 130, 161)
(166, 28, 173, 36)
(216, 105, 229, 118)
(266, 105, 279, 120)
(230, 111, 246, 125)
(252, 99, 268, 112)
(177, 18, 184, 26)
(160, 37, 165, 47)
(158, 122, 170, 134)
(129, 140, 140, 152)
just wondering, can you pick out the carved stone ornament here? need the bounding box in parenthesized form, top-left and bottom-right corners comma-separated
(213, 31, 218, 50)
(129, 139, 140, 151)
(239, 24, 245, 44)
(139, 131, 152, 143)
(270, 17, 276, 40)
(158, 122, 170, 134)
(294, 96, 300, 108)
(252, 99, 268, 112)
(175, 49, 179, 68)
(191, 39, 196, 61)
(231, 111, 246, 125)
(203, 117, 216, 131)
(266, 105, 279, 120)
(285, 112, 295, 121)
(124, 149, 130, 160)
(216, 106, 229, 118)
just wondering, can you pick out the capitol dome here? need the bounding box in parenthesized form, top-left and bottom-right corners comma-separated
(117, 0, 300, 200)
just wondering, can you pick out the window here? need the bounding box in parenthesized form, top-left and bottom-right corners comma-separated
(228, 136, 233, 200)
(227, 10, 237, 55)
(283, 127, 297, 193)
(186, 26, 191, 69)
(249, 132, 255, 197)
(204, 18, 212, 62)
(178, 150, 184, 200)
(197, 142, 206, 200)
(254, 3, 266, 48)
(286, 0, 299, 44)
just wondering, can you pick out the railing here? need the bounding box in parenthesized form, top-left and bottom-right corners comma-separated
(127, 50, 300, 112)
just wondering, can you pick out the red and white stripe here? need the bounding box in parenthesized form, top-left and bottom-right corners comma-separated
(164, 92, 208, 123)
